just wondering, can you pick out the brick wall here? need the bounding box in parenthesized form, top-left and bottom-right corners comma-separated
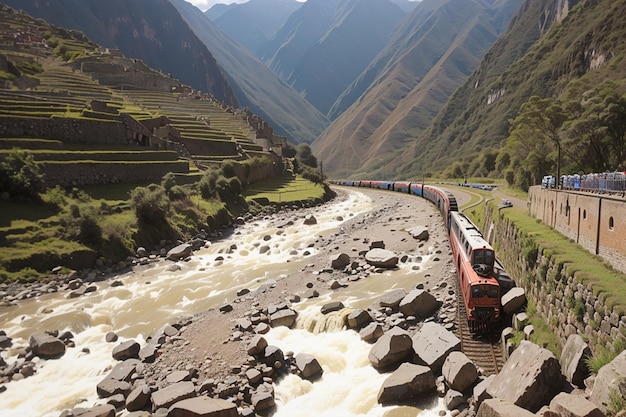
(528, 186, 626, 273)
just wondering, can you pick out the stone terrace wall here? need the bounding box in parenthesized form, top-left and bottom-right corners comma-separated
(528, 186, 626, 274)
(41, 161, 189, 187)
(484, 205, 626, 354)
(0, 116, 130, 145)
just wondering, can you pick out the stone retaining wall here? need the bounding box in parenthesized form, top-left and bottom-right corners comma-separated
(41, 161, 189, 187)
(484, 205, 626, 354)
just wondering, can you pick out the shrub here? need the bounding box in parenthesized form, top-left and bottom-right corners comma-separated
(199, 168, 220, 199)
(130, 185, 170, 224)
(216, 175, 242, 201)
(299, 165, 323, 184)
(168, 185, 188, 201)
(161, 172, 177, 193)
(221, 160, 237, 178)
(0, 149, 44, 200)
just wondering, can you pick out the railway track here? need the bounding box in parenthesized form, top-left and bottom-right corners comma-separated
(454, 286, 505, 376)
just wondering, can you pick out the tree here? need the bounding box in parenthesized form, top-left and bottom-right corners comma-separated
(507, 96, 567, 188)
(295, 143, 317, 168)
(0, 149, 44, 200)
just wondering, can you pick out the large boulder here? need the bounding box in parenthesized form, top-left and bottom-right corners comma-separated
(487, 340, 564, 413)
(330, 253, 350, 269)
(151, 381, 196, 410)
(359, 322, 384, 343)
(112, 339, 140, 361)
(28, 333, 65, 357)
(412, 322, 461, 373)
(549, 392, 604, 417)
(105, 358, 142, 382)
(125, 384, 151, 412)
(368, 327, 413, 370)
(96, 378, 132, 398)
(399, 289, 439, 318)
(70, 404, 116, 417)
(166, 243, 193, 261)
(365, 249, 399, 268)
(379, 289, 407, 310)
(377, 363, 436, 404)
(589, 350, 626, 414)
(167, 397, 238, 417)
(408, 226, 429, 241)
(269, 308, 297, 328)
(476, 398, 535, 417)
(347, 309, 372, 330)
(295, 353, 323, 380)
(560, 334, 591, 388)
(501, 287, 527, 315)
(442, 351, 478, 392)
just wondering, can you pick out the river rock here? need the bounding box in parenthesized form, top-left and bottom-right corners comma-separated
(589, 350, 626, 414)
(295, 353, 323, 380)
(246, 368, 262, 385)
(303, 215, 317, 225)
(262, 345, 284, 367)
(126, 384, 151, 412)
(501, 287, 527, 315)
(347, 309, 372, 329)
(112, 339, 141, 361)
(377, 362, 435, 404)
(368, 327, 413, 370)
(0, 334, 12, 348)
(444, 389, 465, 410)
(71, 404, 116, 417)
(139, 341, 160, 363)
(365, 249, 398, 268)
(269, 308, 297, 328)
(442, 351, 478, 392)
(330, 253, 350, 269)
(476, 398, 536, 417)
(320, 301, 344, 315)
(408, 226, 429, 241)
(151, 381, 196, 411)
(166, 243, 193, 261)
(549, 392, 604, 417)
(96, 378, 132, 398)
(252, 388, 275, 411)
(412, 322, 461, 373)
(379, 288, 407, 310)
(560, 334, 591, 388)
(106, 358, 142, 382)
(247, 335, 268, 356)
(487, 340, 564, 413)
(28, 333, 65, 357)
(359, 322, 384, 342)
(399, 289, 439, 318)
(167, 397, 238, 417)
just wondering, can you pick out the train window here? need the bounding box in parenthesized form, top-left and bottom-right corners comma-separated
(473, 249, 495, 266)
(583, 210, 587, 220)
(471, 286, 483, 298)
(487, 286, 499, 298)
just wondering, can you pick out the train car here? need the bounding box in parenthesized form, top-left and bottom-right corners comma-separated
(422, 185, 458, 228)
(409, 182, 423, 197)
(393, 181, 411, 193)
(359, 180, 372, 188)
(448, 211, 501, 332)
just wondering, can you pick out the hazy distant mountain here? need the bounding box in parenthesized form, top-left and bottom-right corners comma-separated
(206, 0, 302, 55)
(261, 0, 407, 116)
(390, 0, 420, 12)
(170, 0, 329, 143)
(394, 0, 599, 179)
(4, 0, 238, 106)
(312, 0, 524, 177)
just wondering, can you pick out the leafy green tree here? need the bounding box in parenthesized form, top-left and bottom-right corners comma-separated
(507, 96, 567, 189)
(296, 144, 318, 168)
(130, 185, 170, 224)
(0, 150, 44, 200)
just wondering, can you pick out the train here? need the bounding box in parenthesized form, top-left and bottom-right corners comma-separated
(331, 179, 507, 332)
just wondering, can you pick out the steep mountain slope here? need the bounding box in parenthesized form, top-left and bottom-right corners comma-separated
(312, 0, 523, 178)
(394, 0, 601, 179)
(170, 0, 329, 144)
(4, 0, 238, 107)
(261, 0, 406, 116)
(207, 0, 302, 55)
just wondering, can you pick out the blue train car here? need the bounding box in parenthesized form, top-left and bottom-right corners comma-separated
(393, 181, 411, 193)
(410, 183, 423, 197)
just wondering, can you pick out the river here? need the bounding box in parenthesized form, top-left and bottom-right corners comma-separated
(0, 188, 446, 417)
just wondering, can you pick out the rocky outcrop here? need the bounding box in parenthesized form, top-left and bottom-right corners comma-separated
(365, 249, 398, 268)
(500, 287, 526, 315)
(368, 327, 413, 370)
(412, 322, 461, 373)
(476, 398, 535, 417)
(487, 341, 564, 413)
(442, 351, 478, 392)
(377, 363, 436, 404)
(559, 334, 591, 388)
(399, 289, 439, 318)
(589, 350, 626, 414)
(548, 392, 604, 417)
(28, 333, 65, 357)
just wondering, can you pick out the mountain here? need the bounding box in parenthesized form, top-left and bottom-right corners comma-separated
(3, 0, 238, 107)
(393, 0, 610, 179)
(206, 0, 302, 55)
(261, 0, 407, 116)
(170, 0, 329, 144)
(312, 0, 524, 178)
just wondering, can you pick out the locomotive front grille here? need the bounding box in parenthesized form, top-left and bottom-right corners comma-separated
(473, 306, 496, 322)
